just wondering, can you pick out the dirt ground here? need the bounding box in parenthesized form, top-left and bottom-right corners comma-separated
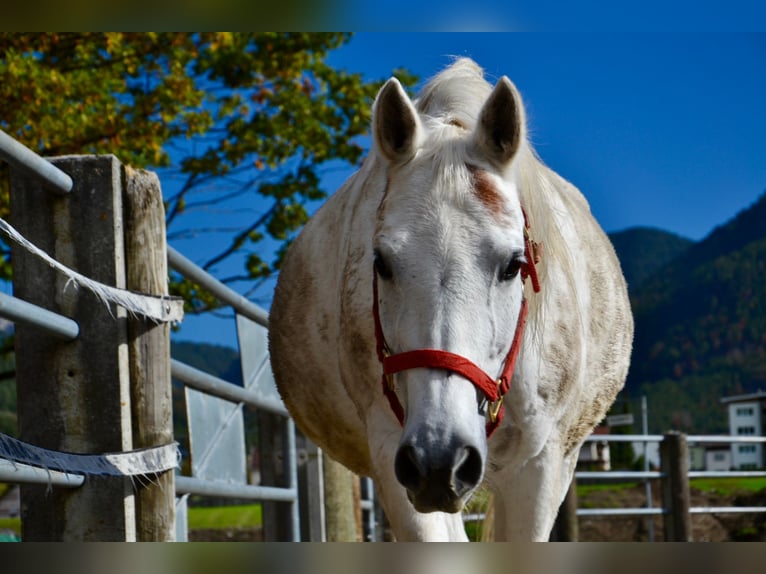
(189, 484, 766, 542)
(576, 482, 766, 542)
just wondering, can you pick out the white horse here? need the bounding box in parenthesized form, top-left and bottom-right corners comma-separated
(269, 58, 633, 541)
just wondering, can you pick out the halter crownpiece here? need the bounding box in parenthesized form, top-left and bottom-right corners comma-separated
(373, 209, 542, 437)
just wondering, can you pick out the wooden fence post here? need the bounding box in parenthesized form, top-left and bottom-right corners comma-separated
(660, 431, 692, 541)
(550, 478, 579, 541)
(10, 155, 135, 541)
(323, 454, 359, 541)
(259, 412, 292, 540)
(124, 167, 175, 541)
(296, 434, 326, 541)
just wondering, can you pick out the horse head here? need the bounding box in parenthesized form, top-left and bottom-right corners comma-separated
(371, 74, 531, 513)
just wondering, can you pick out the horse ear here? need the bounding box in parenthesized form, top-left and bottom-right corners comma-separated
(373, 78, 421, 164)
(474, 76, 526, 168)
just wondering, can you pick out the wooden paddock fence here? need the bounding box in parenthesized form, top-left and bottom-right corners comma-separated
(0, 130, 375, 541)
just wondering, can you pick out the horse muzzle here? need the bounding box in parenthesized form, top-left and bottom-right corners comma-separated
(394, 439, 484, 513)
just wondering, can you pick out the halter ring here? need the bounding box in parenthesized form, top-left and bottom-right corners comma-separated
(488, 396, 504, 424)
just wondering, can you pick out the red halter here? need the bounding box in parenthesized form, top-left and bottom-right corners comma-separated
(373, 211, 542, 437)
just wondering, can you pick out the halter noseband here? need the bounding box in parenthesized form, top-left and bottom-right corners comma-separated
(373, 210, 542, 437)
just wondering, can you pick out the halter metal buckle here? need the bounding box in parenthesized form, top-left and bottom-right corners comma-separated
(488, 377, 505, 423)
(488, 396, 503, 424)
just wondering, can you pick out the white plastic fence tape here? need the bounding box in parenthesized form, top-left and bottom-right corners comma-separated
(0, 217, 184, 324)
(0, 432, 179, 479)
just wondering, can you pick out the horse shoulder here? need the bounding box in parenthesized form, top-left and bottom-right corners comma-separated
(269, 171, 379, 474)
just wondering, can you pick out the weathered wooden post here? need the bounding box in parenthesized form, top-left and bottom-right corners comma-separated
(660, 431, 692, 541)
(259, 413, 292, 540)
(296, 434, 326, 541)
(124, 167, 175, 541)
(10, 155, 135, 540)
(322, 454, 360, 541)
(550, 478, 579, 541)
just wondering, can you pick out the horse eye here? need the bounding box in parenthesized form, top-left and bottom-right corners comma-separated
(500, 256, 523, 282)
(374, 250, 393, 280)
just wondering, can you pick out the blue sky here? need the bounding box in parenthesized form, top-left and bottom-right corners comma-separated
(173, 33, 766, 349)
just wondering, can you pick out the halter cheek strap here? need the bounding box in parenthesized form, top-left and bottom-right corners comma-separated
(373, 209, 541, 438)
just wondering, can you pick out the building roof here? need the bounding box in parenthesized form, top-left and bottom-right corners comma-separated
(720, 390, 766, 404)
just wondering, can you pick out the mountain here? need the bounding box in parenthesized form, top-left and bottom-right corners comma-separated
(617, 191, 766, 434)
(171, 341, 243, 386)
(169, 341, 244, 458)
(609, 227, 693, 291)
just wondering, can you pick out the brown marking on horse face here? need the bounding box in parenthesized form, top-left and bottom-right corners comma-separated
(467, 164, 506, 217)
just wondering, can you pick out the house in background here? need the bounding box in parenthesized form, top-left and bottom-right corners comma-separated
(689, 442, 732, 471)
(720, 390, 766, 470)
(577, 425, 611, 471)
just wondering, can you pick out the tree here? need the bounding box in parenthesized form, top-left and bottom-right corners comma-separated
(0, 32, 417, 312)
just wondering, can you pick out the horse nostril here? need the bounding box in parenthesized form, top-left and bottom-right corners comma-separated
(454, 446, 483, 494)
(395, 445, 425, 492)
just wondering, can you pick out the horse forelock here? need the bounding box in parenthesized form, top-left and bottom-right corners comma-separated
(414, 57, 493, 129)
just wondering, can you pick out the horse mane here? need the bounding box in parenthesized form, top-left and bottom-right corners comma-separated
(409, 58, 582, 330)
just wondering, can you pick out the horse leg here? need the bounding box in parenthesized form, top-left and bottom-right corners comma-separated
(365, 412, 469, 541)
(490, 444, 576, 541)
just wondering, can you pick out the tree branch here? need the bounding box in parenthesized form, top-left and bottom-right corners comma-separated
(202, 201, 279, 271)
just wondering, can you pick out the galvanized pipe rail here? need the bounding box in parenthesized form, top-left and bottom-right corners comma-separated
(0, 291, 79, 341)
(0, 131, 80, 342)
(167, 246, 268, 327)
(575, 434, 766, 522)
(167, 247, 305, 540)
(171, 358, 288, 417)
(0, 128, 356, 540)
(175, 476, 298, 502)
(0, 459, 85, 488)
(0, 134, 84, 491)
(0, 129, 73, 194)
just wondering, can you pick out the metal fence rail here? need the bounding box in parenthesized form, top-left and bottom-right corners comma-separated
(0, 135, 82, 486)
(0, 134, 80, 342)
(0, 130, 325, 541)
(574, 433, 766, 532)
(171, 358, 287, 416)
(0, 129, 72, 194)
(167, 246, 268, 327)
(0, 291, 79, 341)
(0, 459, 84, 488)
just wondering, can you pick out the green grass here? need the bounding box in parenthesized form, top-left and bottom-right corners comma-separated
(0, 504, 263, 540)
(576, 481, 641, 497)
(187, 503, 263, 530)
(0, 517, 21, 537)
(690, 477, 766, 496)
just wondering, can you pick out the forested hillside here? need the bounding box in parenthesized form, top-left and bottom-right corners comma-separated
(613, 192, 766, 433)
(609, 227, 693, 291)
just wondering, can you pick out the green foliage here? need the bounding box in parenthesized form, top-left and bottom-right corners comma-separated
(0, 33, 418, 313)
